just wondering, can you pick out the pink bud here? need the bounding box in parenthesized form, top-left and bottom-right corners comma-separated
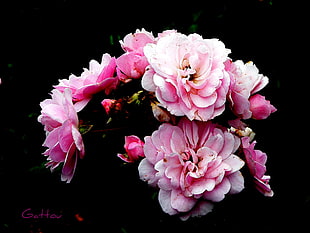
(120, 29, 155, 54)
(249, 94, 277, 120)
(101, 99, 116, 115)
(116, 53, 149, 81)
(117, 135, 145, 163)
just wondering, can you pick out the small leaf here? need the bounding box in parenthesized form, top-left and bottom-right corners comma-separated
(109, 35, 114, 45)
(79, 124, 94, 135)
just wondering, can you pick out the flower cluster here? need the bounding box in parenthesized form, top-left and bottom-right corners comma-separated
(38, 29, 276, 219)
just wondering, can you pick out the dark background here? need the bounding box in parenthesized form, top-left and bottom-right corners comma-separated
(0, 0, 308, 232)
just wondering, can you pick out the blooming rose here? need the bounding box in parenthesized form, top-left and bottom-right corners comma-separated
(117, 135, 145, 163)
(138, 118, 245, 220)
(241, 137, 273, 197)
(38, 88, 85, 183)
(55, 53, 118, 111)
(142, 31, 231, 121)
(116, 29, 155, 82)
(225, 60, 276, 119)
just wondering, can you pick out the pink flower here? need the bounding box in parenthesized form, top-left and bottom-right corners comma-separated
(55, 53, 118, 111)
(119, 28, 155, 54)
(225, 60, 276, 119)
(117, 135, 145, 163)
(241, 137, 273, 197)
(116, 29, 155, 82)
(249, 94, 277, 120)
(142, 31, 231, 121)
(138, 118, 245, 219)
(38, 88, 85, 183)
(116, 53, 149, 81)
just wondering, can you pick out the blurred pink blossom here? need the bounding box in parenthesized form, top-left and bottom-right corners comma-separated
(241, 137, 273, 197)
(142, 31, 231, 121)
(101, 99, 116, 115)
(38, 88, 85, 183)
(138, 118, 245, 220)
(117, 135, 145, 163)
(101, 98, 122, 115)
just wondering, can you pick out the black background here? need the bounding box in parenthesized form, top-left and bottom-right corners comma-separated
(0, 0, 308, 232)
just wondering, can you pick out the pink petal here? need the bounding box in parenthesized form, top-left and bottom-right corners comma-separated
(61, 144, 78, 183)
(170, 128, 186, 153)
(74, 98, 91, 112)
(43, 128, 60, 148)
(180, 201, 213, 221)
(41, 104, 67, 124)
(170, 189, 196, 213)
(158, 189, 178, 215)
(141, 66, 156, 91)
(97, 56, 116, 81)
(254, 176, 274, 197)
(218, 132, 236, 160)
(227, 171, 244, 194)
(45, 143, 65, 162)
(203, 177, 231, 202)
(190, 178, 216, 194)
(157, 81, 178, 103)
(138, 158, 158, 187)
(204, 130, 224, 152)
(143, 136, 158, 164)
(71, 126, 85, 157)
(117, 153, 133, 163)
(190, 92, 217, 108)
(223, 154, 245, 174)
(58, 121, 74, 153)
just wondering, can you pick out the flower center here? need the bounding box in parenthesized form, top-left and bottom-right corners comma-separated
(182, 59, 191, 70)
(180, 59, 197, 81)
(181, 149, 194, 162)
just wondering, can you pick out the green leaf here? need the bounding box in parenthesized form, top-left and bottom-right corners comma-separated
(79, 124, 94, 135)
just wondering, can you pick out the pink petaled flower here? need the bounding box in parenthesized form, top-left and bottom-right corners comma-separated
(249, 94, 277, 120)
(142, 31, 231, 121)
(116, 53, 149, 81)
(225, 60, 276, 119)
(38, 88, 85, 183)
(241, 137, 273, 197)
(138, 118, 245, 220)
(55, 53, 118, 111)
(116, 29, 155, 82)
(117, 135, 145, 163)
(120, 28, 155, 54)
